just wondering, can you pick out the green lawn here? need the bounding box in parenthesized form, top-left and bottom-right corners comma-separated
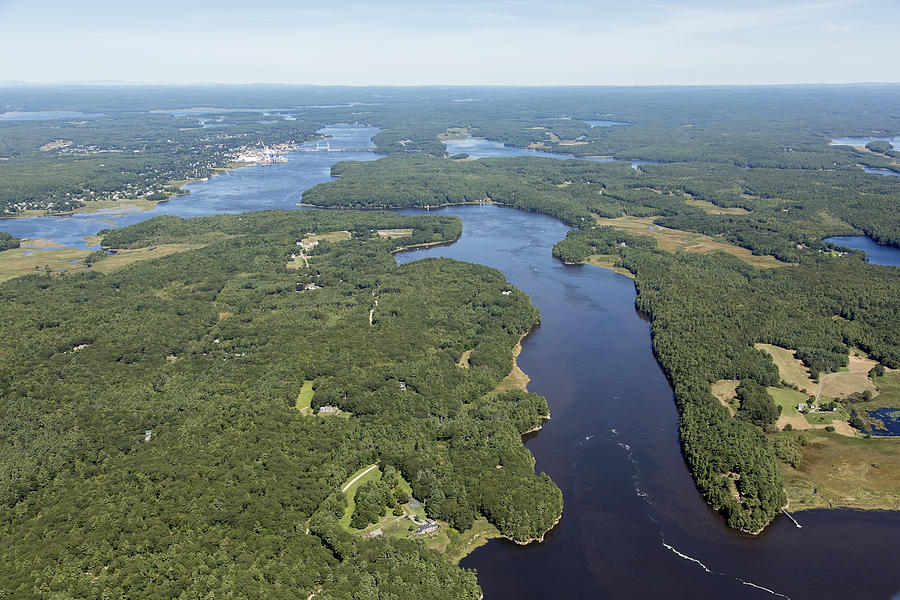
(805, 412, 834, 425)
(295, 380, 315, 411)
(767, 386, 809, 415)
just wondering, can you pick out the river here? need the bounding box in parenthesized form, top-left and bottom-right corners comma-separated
(3, 126, 900, 599)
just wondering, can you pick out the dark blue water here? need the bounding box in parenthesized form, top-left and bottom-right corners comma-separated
(0, 111, 102, 121)
(868, 408, 900, 436)
(823, 236, 900, 266)
(0, 125, 378, 248)
(397, 205, 900, 600)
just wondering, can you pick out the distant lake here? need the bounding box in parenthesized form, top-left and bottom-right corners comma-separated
(0, 111, 102, 121)
(823, 236, 900, 266)
(445, 137, 658, 171)
(584, 119, 629, 127)
(831, 136, 900, 149)
(863, 167, 900, 177)
(445, 137, 616, 162)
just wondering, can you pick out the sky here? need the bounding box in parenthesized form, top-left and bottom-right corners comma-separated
(0, 0, 897, 85)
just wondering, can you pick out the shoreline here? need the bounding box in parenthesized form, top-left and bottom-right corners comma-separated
(1, 161, 250, 221)
(458, 328, 561, 556)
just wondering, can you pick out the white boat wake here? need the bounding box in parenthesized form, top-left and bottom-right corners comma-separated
(608, 428, 794, 599)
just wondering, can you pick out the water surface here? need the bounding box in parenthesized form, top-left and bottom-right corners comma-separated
(868, 408, 900, 437)
(823, 236, 900, 266)
(397, 205, 900, 600)
(0, 125, 378, 247)
(831, 136, 900, 148)
(584, 119, 629, 127)
(863, 167, 900, 177)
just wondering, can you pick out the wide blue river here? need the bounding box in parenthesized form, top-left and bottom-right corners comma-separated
(3, 126, 899, 599)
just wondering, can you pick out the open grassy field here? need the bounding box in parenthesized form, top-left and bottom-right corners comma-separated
(755, 343, 817, 393)
(711, 379, 739, 415)
(0, 236, 207, 282)
(584, 254, 635, 278)
(437, 127, 472, 140)
(779, 429, 900, 512)
(684, 197, 749, 215)
(804, 412, 833, 425)
(89, 244, 207, 273)
(492, 339, 530, 393)
(591, 215, 784, 268)
(818, 349, 879, 399)
(302, 230, 351, 246)
(376, 228, 413, 238)
(296, 380, 315, 412)
(872, 371, 900, 409)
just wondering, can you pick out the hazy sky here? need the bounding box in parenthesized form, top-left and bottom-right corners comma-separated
(0, 0, 897, 85)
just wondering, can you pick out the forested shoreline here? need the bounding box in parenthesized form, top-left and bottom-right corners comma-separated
(0, 210, 561, 598)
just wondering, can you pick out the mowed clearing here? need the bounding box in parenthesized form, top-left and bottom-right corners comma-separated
(338, 464, 381, 530)
(89, 244, 208, 273)
(818, 350, 879, 399)
(302, 231, 351, 245)
(491, 339, 530, 393)
(376, 228, 413, 238)
(295, 380, 315, 413)
(755, 343, 817, 394)
(711, 379, 739, 416)
(684, 197, 750, 215)
(591, 215, 784, 268)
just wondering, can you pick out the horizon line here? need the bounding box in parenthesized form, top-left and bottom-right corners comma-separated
(1, 80, 900, 88)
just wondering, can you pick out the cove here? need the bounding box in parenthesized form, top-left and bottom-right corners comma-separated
(444, 137, 656, 170)
(0, 125, 379, 248)
(823, 236, 900, 267)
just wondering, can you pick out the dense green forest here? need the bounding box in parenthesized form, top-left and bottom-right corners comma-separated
(304, 152, 900, 257)
(550, 226, 898, 530)
(0, 232, 18, 251)
(0, 210, 561, 598)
